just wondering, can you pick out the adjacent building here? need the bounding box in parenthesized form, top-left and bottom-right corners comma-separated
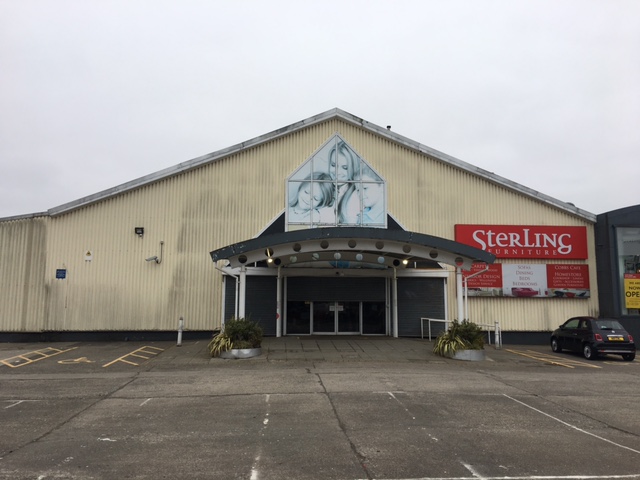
(596, 205, 640, 339)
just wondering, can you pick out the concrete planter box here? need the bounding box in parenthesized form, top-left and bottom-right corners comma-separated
(452, 349, 486, 361)
(219, 347, 262, 359)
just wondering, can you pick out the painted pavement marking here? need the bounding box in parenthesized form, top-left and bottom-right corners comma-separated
(102, 346, 164, 368)
(504, 393, 640, 455)
(355, 474, 640, 479)
(58, 356, 94, 364)
(0, 347, 78, 368)
(3, 400, 41, 409)
(505, 349, 601, 369)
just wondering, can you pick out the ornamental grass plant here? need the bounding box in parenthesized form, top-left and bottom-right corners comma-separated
(433, 320, 485, 357)
(207, 316, 263, 357)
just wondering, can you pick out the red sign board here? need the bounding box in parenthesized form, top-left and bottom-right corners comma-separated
(463, 263, 503, 288)
(455, 225, 588, 259)
(547, 264, 590, 289)
(463, 263, 590, 298)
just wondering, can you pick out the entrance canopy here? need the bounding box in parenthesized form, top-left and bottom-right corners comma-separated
(210, 227, 495, 270)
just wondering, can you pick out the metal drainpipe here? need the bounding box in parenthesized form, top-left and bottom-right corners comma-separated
(214, 264, 239, 323)
(276, 266, 282, 337)
(463, 265, 490, 323)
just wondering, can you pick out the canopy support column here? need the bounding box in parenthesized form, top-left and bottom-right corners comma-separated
(239, 265, 247, 319)
(455, 267, 464, 326)
(276, 266, 282, 337)
(392, 268, 398, 338)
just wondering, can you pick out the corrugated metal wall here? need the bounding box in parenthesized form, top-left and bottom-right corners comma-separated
(0, 117, 598, 333)
(0, 217, 48, 332)
(338, 122, 598, 331)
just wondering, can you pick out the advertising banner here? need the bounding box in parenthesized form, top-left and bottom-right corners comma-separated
(463, 263, 590, 298)
(624, 274, 640, 309)
(455, 225, 588, 259)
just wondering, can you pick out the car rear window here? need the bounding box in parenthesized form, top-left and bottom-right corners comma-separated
(595, 320, 625, 330)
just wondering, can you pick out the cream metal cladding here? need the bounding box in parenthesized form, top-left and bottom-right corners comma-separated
(2, 119, 353, 333)
(0, 216, 48, 332)
(353, 130, 598, 332)
(0, 109, 597, 334)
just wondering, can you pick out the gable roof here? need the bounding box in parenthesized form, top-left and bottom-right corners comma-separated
(7, 108, 596, 222)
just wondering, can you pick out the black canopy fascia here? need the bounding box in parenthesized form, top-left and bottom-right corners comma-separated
(210, 227, 495, 270)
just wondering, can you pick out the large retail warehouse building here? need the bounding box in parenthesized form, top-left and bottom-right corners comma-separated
(1, 109, 600, 342)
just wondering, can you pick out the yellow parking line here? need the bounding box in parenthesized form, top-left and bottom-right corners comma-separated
(58, 357, 94, 364)
(505, 349, 602, 369)
(0, 347, 78, 368)
(505, 349, 575, 368)
(523, 350, 603, 369)
(102, 346, 164, 368)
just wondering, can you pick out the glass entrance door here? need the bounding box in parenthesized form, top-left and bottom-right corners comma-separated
(312, 301, 360, 334)
(338, 302, 360, 333)
(312, 302, 335, 333)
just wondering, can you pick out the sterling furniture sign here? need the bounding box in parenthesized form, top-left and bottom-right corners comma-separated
(455, 225, 589, 259)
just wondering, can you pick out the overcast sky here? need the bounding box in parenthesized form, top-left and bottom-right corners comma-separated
(1, 0, 638, 219)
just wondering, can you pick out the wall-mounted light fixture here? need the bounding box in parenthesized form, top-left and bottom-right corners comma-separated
(145, 240, 164, 264)
(135, 227, 144, 237)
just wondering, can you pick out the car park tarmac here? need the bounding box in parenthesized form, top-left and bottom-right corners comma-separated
(1, 337, 639, 480)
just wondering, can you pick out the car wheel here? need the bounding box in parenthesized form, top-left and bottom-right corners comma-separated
(583, 344, 596, 360)
(622, 353, 636, 362)
(551, 338, 562, 353)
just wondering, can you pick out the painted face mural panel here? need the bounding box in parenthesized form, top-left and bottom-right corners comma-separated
(287, 136, 385, 230)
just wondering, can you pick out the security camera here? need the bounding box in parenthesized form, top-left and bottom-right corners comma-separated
(146, 256, 158, 263)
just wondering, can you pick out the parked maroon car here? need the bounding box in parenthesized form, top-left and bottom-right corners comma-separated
(550, 316, 635, 361)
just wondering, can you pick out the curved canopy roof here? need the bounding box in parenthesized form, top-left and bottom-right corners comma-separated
(210, 227, 495, 270)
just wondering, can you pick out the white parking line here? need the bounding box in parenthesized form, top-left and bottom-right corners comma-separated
(250, 394, 271, 480)
(358, 475, 640, 479)
(388, 391, 416, 420)
(462, 462, 486, 478)
(4, 400, 39, 409)
(504, 394, 640, 455)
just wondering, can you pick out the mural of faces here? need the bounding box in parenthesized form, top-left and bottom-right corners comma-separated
(287, 137, 385, 229)
(329, 142, 358, 184)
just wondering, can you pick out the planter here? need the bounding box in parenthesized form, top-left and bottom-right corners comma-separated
(219, 347, 262, 359)
(452, 349, 486, 361)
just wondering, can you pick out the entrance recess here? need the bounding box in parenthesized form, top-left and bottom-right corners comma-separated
(313, 301, 360, 334)
(285, 300, 386, 335)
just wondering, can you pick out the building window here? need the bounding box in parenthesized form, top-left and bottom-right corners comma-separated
(616, 227, 640, 315)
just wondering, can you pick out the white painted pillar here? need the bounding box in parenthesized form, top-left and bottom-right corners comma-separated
(392, 268, 398, 338)
(239, 265, 247, 319)
(276, 266, 282, 337)
(456, 267, 464, 324)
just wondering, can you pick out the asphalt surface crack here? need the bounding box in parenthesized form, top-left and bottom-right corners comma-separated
(314, 371, 372, 480)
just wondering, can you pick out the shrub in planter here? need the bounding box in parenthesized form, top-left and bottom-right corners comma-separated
(207, 317, 263, 358)
(433, 320, 485, 358)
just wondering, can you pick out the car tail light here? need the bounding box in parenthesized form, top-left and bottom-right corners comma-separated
(594, 333, 603, 341)
(629, 335, 634, 343)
